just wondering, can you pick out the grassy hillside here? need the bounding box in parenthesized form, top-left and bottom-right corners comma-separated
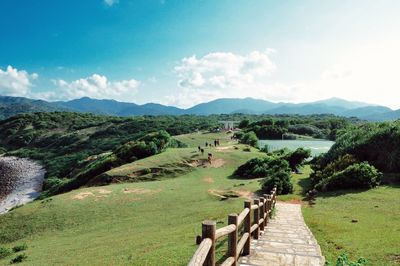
(303, 185, 400, 266)
(275, 169, 400, 266)
(0, 132, 264, 265)
(0, 131, 399, 265)
(0, 112, 219, 195)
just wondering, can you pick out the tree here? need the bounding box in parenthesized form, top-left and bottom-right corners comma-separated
(285, 148, 311, 171)
(239, 131, 259, 147)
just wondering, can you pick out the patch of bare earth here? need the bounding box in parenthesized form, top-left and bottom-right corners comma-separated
(97, 189, 112, 194)
(72, 189, 112, 200)
(122, 188, 161, 195)
(203, 177, 214, 184)
(208, 189, 253, 200)
(72, 192, 95, 200)
(215, 146, 234, 152)
(210, 158, 226, 168)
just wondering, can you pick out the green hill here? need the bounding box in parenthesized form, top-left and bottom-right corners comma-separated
(0, 112, 219, 195)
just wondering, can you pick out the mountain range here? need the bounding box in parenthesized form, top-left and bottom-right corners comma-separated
(0, 95, 398, 121)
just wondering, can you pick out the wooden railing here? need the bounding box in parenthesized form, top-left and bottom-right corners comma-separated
(188, 187, 277, 266)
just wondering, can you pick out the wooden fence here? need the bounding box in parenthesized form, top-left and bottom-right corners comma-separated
(188, 187, 277, 266)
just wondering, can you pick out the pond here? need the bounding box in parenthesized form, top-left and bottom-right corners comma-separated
(259, 139, 335, 156)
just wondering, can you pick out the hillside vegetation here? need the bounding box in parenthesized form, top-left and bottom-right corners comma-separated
(238, 115, 357, 140)
(311, 121, 400, 191)
(0, 112, 219, 195)
(0, 132, 265, 265)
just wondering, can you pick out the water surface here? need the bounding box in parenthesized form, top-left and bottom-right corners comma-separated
(259, 139, 334, 156)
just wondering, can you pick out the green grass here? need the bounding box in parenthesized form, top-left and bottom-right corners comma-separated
(1, 131, 399, 265)
(278, 165, 312, 202)
(0, 132, 263, 265)
(261, 165, 400, 265)
(303, 185, 400, 266)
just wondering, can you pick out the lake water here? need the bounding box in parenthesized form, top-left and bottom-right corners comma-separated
(259, 139, 335, 156)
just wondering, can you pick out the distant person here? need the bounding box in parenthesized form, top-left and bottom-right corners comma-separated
(200, 148, 204, 155)
(205, 141, 208, 147)
(198, 146, 201, 152)
(214, 140, 217, 147)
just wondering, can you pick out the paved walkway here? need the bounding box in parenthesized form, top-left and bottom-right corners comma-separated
(239, 202, 325, 266)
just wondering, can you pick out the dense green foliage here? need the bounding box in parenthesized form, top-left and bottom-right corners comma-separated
(319, 121, 400, 172)
(310, 121, 400, 191)
(0, 112, 219, 195)
(234, 148, 311, 194)
(314, 162, 381, 191)
(283, 147, 311, 171)
(235, 131, 259, 147)
(238, 114, 356, 140)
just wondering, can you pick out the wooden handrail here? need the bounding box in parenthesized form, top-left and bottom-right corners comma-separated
(215, 224, 236, 239)
(237, 208, 249, 226)
(188, 187, 277, 266)
(188, 238, 212, 266)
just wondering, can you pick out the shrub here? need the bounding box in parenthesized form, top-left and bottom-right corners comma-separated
(238, 131, 259, 147)
(284, 147, 311, 171)
(234, 156, 293, 194)
(12, 244, 27, 253)
(234, 157, 270, 179)
(238, 119, 250, 128)
(260, 170, 293, 195)
(315, 162, 381, 191)
(311, 154, 358, 187)
(0, 247, 12, 259)
(326, 253, 368, 266)
(9, 253, 28, 264)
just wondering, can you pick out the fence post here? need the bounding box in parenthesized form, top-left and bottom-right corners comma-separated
(228, 214, 238, 266)
(202, 220, 216, 266)
(259, 197, 265, 232)
(253, 199, 260, 239)
(243, 201, 251, 256)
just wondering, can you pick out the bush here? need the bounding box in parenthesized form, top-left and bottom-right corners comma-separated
(0, 247, 12, 259)
(284, 148, 311, 171)
(9, 253, 28, 264)
(234, 156, 293, 194)
(315, 162, 381, 191)
(12, 244, 27, 253)
(326, 253, 368, 266)
(260, 170, 293, 195)
(234, 157, 270, 179)
(311, 154, 358, 187)
(238, 131, 259, 147)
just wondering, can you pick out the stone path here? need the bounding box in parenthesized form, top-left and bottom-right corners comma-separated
(239, 202, 325, 266)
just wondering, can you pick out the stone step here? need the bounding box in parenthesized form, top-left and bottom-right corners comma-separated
(240, 250, 325, 266)
(250, 241, 322, 257)
(253, 238, 318, 246)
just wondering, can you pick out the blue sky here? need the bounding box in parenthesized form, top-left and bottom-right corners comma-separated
(1, 0, 400, 108)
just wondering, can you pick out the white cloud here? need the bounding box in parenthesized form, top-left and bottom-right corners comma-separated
(321, 65, 352, 79)
(0, 65, 38, 97)
(171, 50, 277, 107)
(104, 0, 118, 6)
(44, 74, 140, 101)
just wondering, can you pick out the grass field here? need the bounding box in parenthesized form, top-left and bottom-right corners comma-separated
(0, 132, 264, 265)
(303, 185, 400, 266)
(0, 131, 399, 265)
(278, 168, 400, 265)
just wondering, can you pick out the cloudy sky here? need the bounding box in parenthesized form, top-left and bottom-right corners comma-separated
(1, 0, 400, 108)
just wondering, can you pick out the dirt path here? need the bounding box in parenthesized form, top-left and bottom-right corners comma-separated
(0, 156, 46, 214)
(240, 202, 325, 266)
